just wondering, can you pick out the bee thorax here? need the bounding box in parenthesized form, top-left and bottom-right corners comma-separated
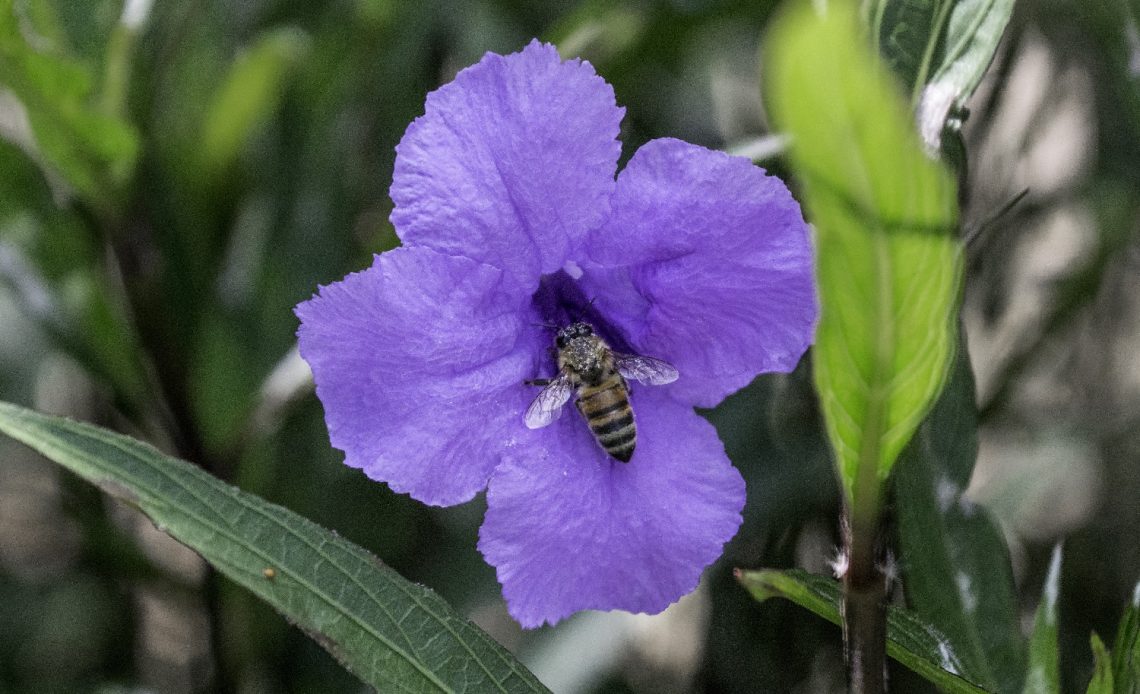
(562, 337, 604, 375)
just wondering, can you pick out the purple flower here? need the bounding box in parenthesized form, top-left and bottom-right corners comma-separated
(295, 41, 816, 628)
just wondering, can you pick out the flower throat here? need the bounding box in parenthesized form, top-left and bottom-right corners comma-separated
(530, 269, 633, 354)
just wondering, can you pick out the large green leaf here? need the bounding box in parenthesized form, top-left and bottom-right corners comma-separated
(893, 340, 1024, 693)
(765, 0, 962, 515)
(1022, 546, 1063, 694)
(737, 568, 991, 693)
(0, 401, 549, 694)
(0, 0, 138, 207)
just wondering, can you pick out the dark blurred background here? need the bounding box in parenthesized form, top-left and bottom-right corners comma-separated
(1, 1, 1138, 692)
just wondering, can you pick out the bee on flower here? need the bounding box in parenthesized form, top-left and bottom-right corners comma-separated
(295, 41, 817, 628)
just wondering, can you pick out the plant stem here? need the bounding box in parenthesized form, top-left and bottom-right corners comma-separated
(844, 515, 887, 693)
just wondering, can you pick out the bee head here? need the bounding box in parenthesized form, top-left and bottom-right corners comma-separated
(555, 322, 594, 349)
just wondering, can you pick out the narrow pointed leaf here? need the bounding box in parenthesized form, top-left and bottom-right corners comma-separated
(1086, 633, 1114, 694)
(893, 340, 1024, 693)
(1022, 546, 1063, 694)
(765, 1, 962, 514)
(1111, 581, 1140, 694)
(199, 26, 310, 175)
(0, 401, 549, 694)
(738, 568, 990, 693)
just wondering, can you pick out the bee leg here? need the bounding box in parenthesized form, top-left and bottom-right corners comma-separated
(524, 378, 552, 387)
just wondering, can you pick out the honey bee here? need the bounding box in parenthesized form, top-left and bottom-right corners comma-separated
(524, 322, 678, 462)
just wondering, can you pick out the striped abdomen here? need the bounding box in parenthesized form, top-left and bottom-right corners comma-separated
(576, 374, 636, 463)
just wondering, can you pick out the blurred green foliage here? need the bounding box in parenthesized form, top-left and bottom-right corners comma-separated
(2, 0, 1140, 692)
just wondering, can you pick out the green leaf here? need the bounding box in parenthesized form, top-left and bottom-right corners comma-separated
(198, 26, 310, 176)
(865, 0, 950, 97)
(764, 1, 962, 516)
(0, 401, 550, 694)
(737, 568, 991, 693)
(1022, 546, 1063, 694)
(1112, 581, 1140, 694)
(0, 0, 138, 206)
(893, 339, 1025, 693)
(916, 0, 1016, 150)
(867, 0, 1014, 98)
(864, 0, 1015, 150)
(1087, 633, 1114, 694)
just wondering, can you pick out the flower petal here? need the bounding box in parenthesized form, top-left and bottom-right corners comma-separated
(295, 248, 542, 506)
(478, 390, 745, 628)
(583, 138, 817, 407)
(391, 41, 624, 293)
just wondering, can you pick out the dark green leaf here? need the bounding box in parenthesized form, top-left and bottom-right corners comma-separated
(865, 0, 949, 97)
(864, 0, 1015, 149)
(893, 339, 1025, 693)
(737, 568, 991, 693)
(765, 1, 962, 515)
(916, 0, 1016, 149)
(1086, 633, 1114, 694)
(0, 401, 550, 694)
(1022, 546, 1063, 694)
(1112, 581, 1140, 694)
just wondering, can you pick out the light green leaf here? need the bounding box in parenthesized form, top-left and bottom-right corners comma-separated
(199, 26, 310, 175)
(0, 401, 550, 694)
(737, 568, 991, 693)
(1112, 581, 1140, 694)
(1022, 546, 1063, 694)
(1087, 633, 1114, 694)
(893, 340, 1025, 693)
(0, 0, 138, 206)
(765, 0, 962, 516)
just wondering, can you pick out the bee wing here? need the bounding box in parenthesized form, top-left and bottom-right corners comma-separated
(615, 353, 679, 386)
(524, 373, 575, 429)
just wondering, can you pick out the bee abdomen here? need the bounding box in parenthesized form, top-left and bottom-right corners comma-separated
(583, 400, 637, 463)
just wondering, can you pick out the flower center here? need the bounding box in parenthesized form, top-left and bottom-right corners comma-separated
(531, 269, 633, 354)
